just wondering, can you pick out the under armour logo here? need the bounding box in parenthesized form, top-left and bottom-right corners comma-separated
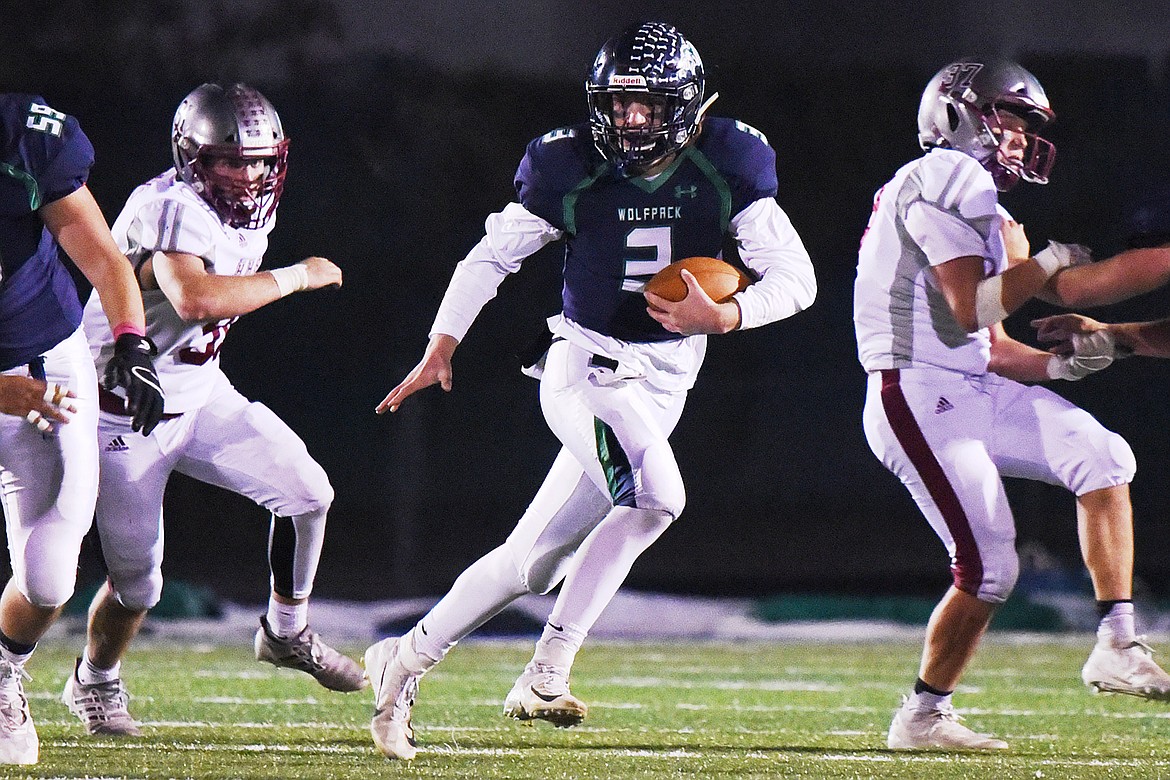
(674, 184, 698, 199)
(105, 436, 129, 452)
(934, 397, 954, 414)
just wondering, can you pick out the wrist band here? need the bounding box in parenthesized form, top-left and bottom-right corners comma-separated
(270, 265, 310, 297)
(1032, 251, 1062, 277)
(112, 322, 147, 339)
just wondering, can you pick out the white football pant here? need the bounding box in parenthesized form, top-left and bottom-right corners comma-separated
(863, 368, 1135, 604)
(0, 327, 98, 608)
(95, 371, 333, 611)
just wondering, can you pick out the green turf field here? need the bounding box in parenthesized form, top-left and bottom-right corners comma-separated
(8, 636, 1170, 778)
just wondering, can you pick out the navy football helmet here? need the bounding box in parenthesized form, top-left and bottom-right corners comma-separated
(171, 83, 288, 229)
(917, 59, 1055, 191)
(586, 21, 707, 176)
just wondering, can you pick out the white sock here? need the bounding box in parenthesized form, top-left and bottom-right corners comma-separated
(78, 650, 120, 685)
(396, 625, 445, 676)
(400, 544, 528, 673)
(531, 620, 587, 672)
(267, 599, 308, 638)
(911, 689, 951, 711)
(0, 644, 32, 668)
(1097, 601, 1137, 647)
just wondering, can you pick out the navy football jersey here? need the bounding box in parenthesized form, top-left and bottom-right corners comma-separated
(516, 117, 777, 342)
(0, 94, 93, 370)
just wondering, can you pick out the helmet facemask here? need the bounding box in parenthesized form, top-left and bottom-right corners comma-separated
(184, 142, 288, 229)
(959, 101, 1055, 191)
(588, 85, 702, 175)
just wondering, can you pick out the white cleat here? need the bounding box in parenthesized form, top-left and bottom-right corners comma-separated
(0, 660, 37, 764)
(887, 696, 1007, 751)
(1082, 639, 1170, 700)
(503, 662, 587, 728)
(364, 638, 419, 760)
(62, 658, 142, 736)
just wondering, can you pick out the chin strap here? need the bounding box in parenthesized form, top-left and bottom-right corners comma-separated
(695, 92, 720, 123)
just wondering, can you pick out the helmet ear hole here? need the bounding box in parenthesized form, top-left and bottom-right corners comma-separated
(946, 104, 961, 133)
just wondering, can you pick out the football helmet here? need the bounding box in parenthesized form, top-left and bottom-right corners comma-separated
(586, 21, 706, 176)
(917, 60, 1055, 191)
(171, 83, 288, 229)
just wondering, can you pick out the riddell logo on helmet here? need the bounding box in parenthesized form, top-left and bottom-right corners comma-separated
(610, 75, 647, 87)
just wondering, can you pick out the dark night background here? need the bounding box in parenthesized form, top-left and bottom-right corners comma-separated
(5, 1, 1170, 607)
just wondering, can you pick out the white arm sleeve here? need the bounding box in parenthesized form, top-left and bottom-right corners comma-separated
(429, 202, 563, 342)
(729, 198, 817, 329)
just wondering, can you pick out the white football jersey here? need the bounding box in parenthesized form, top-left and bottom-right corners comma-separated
(84, 169, 275, 413)
(853, 148, 1009, 375)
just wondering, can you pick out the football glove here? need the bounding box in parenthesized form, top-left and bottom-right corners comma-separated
(1046, 330, 1118, 381)
(104, 333, 165, 435)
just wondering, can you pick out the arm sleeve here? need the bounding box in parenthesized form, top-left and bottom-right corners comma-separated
(729, 198, 817, 329)
(429, 202, 563, 341)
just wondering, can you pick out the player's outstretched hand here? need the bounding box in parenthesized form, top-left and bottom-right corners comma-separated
(376, 334, 458, 414)
(1032, 313, 1105, 355)
(0, 376, 77, 431)
(645, 269, 740, 335)
(299, 256, 343, 290)
(104, 333, 165, 435)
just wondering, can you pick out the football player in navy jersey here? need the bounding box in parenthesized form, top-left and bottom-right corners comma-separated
(364, 21, 816, 760)
(0, 93, 162, 764)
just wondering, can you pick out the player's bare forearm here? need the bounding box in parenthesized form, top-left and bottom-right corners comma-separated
(376, 334, 457, 414)
(1046, 246, 1170, 308)
(988, 324, 1054, 382)
(40, 186, 147, 330)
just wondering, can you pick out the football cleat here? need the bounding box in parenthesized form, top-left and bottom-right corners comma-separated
(61, 658, 142, 736)
(0, 659, 37, 764)
(1082, 639, 1170, 700)
(254, 616, 367, 692)
(364, 638, 419, 760)
(503, 662, 587, 727)
(887, 696, 1007, 751)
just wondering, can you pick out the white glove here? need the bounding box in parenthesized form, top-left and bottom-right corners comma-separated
(1033, 241, 1093, 277)
(1046, 329, 1118, 380)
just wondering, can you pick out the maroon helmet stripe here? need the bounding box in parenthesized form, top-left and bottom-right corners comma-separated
(879, 370, 983, 595)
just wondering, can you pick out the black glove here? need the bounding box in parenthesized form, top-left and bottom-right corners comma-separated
(103, 333, 165, 435)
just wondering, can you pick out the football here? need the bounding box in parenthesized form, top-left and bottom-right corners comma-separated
(643, 256, 752, 303)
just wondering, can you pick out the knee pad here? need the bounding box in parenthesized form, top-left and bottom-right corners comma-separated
(278, 460, 334, 517)
(1070, 430, 1136, 495)
(20, 575, 75, 610)
(955, 548, 1018, 605)
(109, 569, 164, 612)
(636, 441, 686, 518)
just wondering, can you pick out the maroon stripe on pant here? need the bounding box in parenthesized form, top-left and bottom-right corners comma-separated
(880, 369, 983, 596)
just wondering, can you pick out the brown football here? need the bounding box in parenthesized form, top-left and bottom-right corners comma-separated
(643, 256, 752, 303)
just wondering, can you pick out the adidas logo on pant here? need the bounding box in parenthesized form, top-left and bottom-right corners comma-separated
(104, 436, 129, 452)
(934, 397, 954, 414)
